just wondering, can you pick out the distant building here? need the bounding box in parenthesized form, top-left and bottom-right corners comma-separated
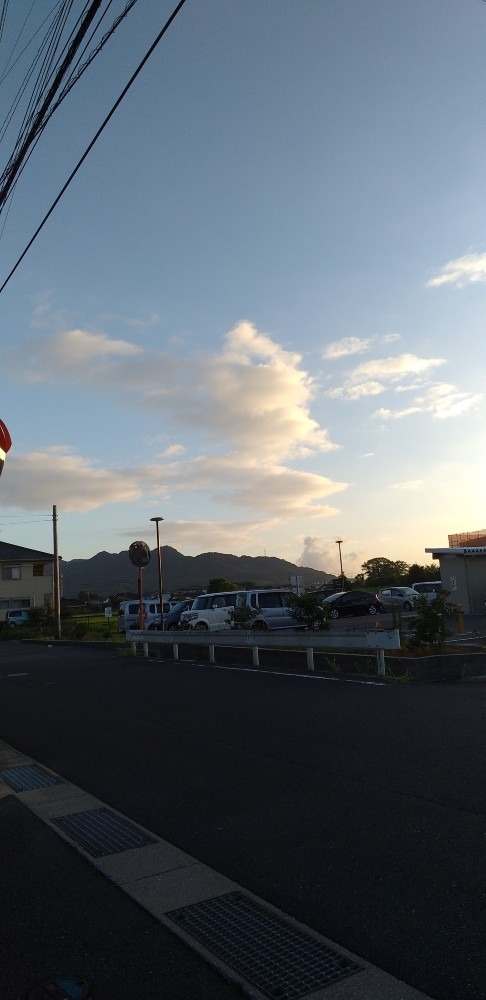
(448, 528, 486, 548)
(0, 542, 56, 621)
(425, 537, 486, 614)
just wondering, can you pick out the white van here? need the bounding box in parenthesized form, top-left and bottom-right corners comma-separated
(411, 581, 442, 603)
(178, 589, 299, 631)
(118, 599, 170, 633)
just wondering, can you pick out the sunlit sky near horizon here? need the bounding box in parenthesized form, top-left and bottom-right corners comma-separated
(1, 0, 485, 580)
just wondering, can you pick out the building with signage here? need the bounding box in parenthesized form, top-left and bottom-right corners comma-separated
(0, 542, 56, 622)
(425, 542, 486, 614)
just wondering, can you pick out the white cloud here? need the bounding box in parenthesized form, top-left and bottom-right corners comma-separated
(426, 252, 486, 288)
(7, 321, 340, 463)
(323, 337, 372, 359)
(322, 332, 401, 360)
(1, 451, 142, 511)
(1, 449, 347, 521)
(296, 536, 336, 571)
(374, 382, 483, 420)
(328, 353, 446, 400)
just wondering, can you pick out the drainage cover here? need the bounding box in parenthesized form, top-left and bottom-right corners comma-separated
(52, 807, 156, 857)
(168, 892, 362, 998)
(0, 764, 62, 792)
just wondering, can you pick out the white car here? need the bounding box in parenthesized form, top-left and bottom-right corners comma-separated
(179, 589, 300, 631)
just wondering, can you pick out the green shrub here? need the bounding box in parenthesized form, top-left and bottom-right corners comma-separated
(286, 591, 330, 631)
(406, 590, 457, 651)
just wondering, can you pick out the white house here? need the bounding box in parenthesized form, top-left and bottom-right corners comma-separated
(0, 542, 56, 622)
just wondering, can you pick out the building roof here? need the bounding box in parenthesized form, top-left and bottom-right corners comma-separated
(0, 541, 54, 562)
(425, 546, 486, 557)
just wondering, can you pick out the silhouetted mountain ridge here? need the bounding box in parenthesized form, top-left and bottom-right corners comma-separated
(61, 546, 332, 598)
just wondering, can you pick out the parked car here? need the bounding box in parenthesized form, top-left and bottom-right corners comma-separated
(148, 599, 194, 631)
(118, 599, 170, 633)
(376, 587, 420, 611)
(179, 589, 301, 631)
(5, 609, 30, 627)
(320, 590, 384, 619)
(411, 581, 442, 602)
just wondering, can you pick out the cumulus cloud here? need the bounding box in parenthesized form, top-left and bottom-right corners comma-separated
(374, 383, 483, 420)
(296, 536, 336, 571)
(328, 353, 446, 400)
(7, 321, 339, 463)
(426, 252, 486, 288)
(3, 321, 351, 528)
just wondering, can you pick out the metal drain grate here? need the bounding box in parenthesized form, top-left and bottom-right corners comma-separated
(0, 764, 63, 791)
(52, 808, 157, 857)
(168, 892, 362, 998)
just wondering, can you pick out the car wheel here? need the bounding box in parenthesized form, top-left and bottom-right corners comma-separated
(167, 622, 178, 630)
(368, 605, 377, 615)
(330, 608, 339, 619)
(403, 601, 412, 611)
(253, 620, 268, 631)
(194, 621, 208, 630)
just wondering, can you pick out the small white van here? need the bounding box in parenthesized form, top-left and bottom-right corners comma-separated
(411, 581, 442, 602)
(178, 589, 299, 631)
(118, 599, 170, 633)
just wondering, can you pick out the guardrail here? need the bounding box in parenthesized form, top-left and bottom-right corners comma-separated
(126, 627, 401, 676)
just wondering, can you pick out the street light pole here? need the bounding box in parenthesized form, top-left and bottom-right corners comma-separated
(336, 539, 344, 591)
(150, 516, 164, 630)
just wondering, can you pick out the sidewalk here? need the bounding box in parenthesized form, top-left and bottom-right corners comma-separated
(0, 738, 436, 1000)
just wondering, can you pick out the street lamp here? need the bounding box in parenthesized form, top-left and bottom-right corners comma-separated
(335, 539, 344, 591)
(150, 516, 164, 630)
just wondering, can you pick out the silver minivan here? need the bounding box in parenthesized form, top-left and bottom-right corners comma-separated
(118, 599, 170, 633)
(179, 589, 299, 631)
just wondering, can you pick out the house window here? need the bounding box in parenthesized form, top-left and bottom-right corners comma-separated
(11, 599, 30, 609)
(2, 565, 21, 580)
(33, 563, 46, 577)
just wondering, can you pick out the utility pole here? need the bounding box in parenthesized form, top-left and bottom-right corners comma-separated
(52, 504, 61, 639)
(336, 539, 345, 592)
(150, 517, 164, 630)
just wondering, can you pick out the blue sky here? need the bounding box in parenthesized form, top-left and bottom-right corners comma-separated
(1, 0, 485, 579)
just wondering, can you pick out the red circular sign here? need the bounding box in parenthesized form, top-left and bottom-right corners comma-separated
(0, 419, 11, 454)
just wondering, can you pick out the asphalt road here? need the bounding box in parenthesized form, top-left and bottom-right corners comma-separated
(0, 642, 484, 1000)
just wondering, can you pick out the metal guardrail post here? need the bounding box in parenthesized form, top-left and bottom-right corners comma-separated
(252, 646, 259, 667)
(172, 643, 179, 661)
(209, 644, 215, 664)
(306, 648, 314, 671)
(377, 649, 385, 676)
(143, 642, 149, 658)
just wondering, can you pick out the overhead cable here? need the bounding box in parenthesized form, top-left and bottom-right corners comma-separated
(0, 0, 188, 295)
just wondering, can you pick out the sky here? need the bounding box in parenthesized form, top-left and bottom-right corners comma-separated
(1, 0, 485, 581)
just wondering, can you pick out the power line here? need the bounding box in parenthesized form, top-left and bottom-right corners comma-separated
(0, 0, 188, 295)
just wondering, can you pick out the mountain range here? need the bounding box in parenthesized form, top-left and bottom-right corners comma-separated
(60, 546, 332, 598)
